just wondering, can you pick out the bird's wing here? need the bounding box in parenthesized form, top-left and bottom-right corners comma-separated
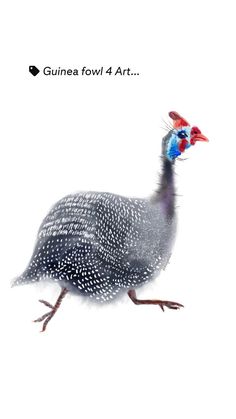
(38, 192, 98, 240)
(37, 191, 147, 264)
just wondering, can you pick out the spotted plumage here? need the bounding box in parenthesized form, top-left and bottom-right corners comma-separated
(13, 111, 208, 331)
(15, 192, 175, 302)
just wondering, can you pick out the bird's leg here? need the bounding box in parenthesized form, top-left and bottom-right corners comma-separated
(33, 287, 69, 332)
(127, 289, 184, 311)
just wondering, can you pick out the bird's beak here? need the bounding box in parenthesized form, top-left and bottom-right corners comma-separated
(192, 133, 209, 142)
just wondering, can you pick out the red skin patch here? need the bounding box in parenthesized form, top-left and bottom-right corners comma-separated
(169, 111, 190, 128)
(190, 126, 202, 145)
(178, 139, 188, 152)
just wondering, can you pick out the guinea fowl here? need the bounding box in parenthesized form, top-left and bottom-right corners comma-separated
(13, 111, 208, 332)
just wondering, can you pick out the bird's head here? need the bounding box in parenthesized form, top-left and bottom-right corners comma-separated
(162, 111, 209, 161)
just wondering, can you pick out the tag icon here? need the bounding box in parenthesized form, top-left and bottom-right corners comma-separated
(29, 66, 40, 76)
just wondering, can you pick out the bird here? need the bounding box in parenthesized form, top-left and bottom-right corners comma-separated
(13, 111, 208, 332)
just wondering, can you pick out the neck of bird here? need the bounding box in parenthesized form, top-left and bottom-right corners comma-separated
(153, 156, 176, 218)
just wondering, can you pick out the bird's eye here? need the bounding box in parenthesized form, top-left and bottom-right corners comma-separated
(177, 130, 187, 139)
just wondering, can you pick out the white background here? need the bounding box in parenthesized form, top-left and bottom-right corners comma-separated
(1, 1, 236, 418)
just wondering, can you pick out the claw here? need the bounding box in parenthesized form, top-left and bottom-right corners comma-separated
(33, 311, 53, 323)
(38, 300, 54, 309)
(128, 289, 184, 311)
(159, 301, 184, 310)
(33, 287, 68, 332)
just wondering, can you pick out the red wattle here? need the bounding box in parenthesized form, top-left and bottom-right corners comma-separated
(178, 139, 188, 152)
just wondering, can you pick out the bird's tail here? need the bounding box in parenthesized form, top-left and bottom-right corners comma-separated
(11, 272, 34, 288)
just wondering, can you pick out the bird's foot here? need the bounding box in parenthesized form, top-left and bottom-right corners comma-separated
(33, 287, 68, 332)
(33, 303, 57, 332)
(128, 289, 184, 311)
(155, 300, 184, 311)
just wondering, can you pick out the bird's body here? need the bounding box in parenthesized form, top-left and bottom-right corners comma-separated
(15, 190, 176, 302)
(13, 111, 208, 331)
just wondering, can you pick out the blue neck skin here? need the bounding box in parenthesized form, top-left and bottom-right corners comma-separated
(166, 127, 191, 161)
